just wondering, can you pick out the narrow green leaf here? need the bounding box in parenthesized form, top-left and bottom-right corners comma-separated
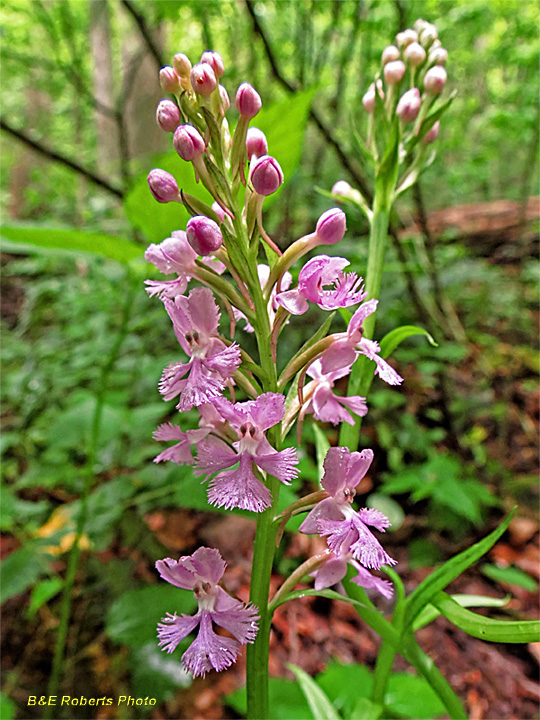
(481, 564, 538, 592)
(0, 226, 142, 264)
(312, 423, 330, 481)
(27, 578, 63, 618)
(287, 664, 341, 720)
(433, 591, 540, 643)
(412, 593, 511, 631)
(379, 325, 438, 359)
(0, 692, 16, 720)
(404, 508, 516, 626)
(350, 697, 382, 720)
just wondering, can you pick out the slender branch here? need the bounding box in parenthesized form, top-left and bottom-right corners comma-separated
(121, 0, 164, 68)
(0, 119, 124, 199)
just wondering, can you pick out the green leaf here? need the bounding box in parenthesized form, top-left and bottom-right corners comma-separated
(287, 664, 341, 720)
(432, 591, 540, 643)
(412, 593, 511, 632)
(312, 423, 330, 481)
(0, 693, 16, 720)
(106, 585, 196, 648)
(404, 508, 516, 626)
(350, 697, 382, 720)
(226, 678, 311, 720)
(286, 312, 336, 375)
(379, 325, 437, 359)
(0, 544, 50, 603)
(130, 643, 191, 703)
(315, 661, 373, 717)
(27, 578, 63, 618)
(0, 226, 142, 264)
(366, 494, 404, 532)
(481, 564, 538, 592)
(385, 673, 446, 719)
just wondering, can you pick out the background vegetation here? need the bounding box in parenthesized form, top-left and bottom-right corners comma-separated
(1, 1, 538, 718)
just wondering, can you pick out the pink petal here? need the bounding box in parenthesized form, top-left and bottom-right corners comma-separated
(189, 547, 226, 585)
(317, 517, 358, 556)
(157, 612, 200, 653)
(346, 448, 374, 490)
(181, 611, 239, 676)
(275, 289, 309, 315)
(348, 299, 378, 337)
(207, 454, 272, 512)
(154, 442, 194, 465)
(299, 497, 344, 534)
(357, 507, 391, 531)
(321, 446, 352, 497)
(144, 277, 188, 300)
(338, 395, 368, 418)
(204, 343, 241, 377)
(349, 561, 394, 599)
(312, 556, 348, 590)
(358, 339, 403, 386)
(320, 341, 357, 375)
(349, 517, 396, 569)
(155, 557, 198, 590)
(254, 447, 299, 484)
(196, 436, 237, 475)
(159, 362, 191, 401)
(153, 422, 186, 442)
(187, 287, 220, 336)
(248, 392, 286, 431)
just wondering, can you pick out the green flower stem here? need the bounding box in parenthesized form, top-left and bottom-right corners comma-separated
(339, 195, 391, 450)
(371, 567, 405, 705)
(45, 275, 137, 716)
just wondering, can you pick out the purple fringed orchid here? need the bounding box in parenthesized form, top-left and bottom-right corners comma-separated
(304, 359, 368, 425)
(276, 255, 366, 315)
(196, 392, 299, 512)
(156, 547, 259, 677)
(300, 447, 396, 570)
(311, 550, 393, 599)
(159, 287, 241, 411)
(145, 231, 225, 300)
(320, 299, 403, 386)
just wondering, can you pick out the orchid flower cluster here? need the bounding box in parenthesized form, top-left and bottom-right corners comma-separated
(145, 48, 404, 680)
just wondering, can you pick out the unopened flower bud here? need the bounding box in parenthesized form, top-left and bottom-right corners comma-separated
(173, 53, 192, 78)
(423, 121, 440, 144)
(236, 83, 262, 119)
(429, 47, 448, 66)
(201, 51, 225, 78)
(362, 80, 384, 113)
(382, 45, 400, 64)
(424, 65, 447, 94)
(331, 180, 353, 197)
(396, 29, 418, 48)
(156, 99, 181, 132)
(431, 39, 442, 50)
(315, 208, 347, 244)
(251, 155, 283, 195)
(190, 63, 217, 96)
(212, 202, 226, 222)
(219, 85, 230, 111)
(404, 42, 426, 67)
(147, 169, 180, 203)
(420, 24, 438, 47)
(246, 128, 268, 158)
(396, 88, 421, 122)
(159, 66, 180, 93)
(413, 18, 427, 33)
(173, 124, 205, 161)
(186, 216, 223, 255)
(384, 60, 406, 85)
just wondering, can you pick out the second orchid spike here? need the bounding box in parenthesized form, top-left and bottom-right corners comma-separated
(186, 216, 223, 255)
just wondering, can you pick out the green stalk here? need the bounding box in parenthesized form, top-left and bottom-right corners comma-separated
(45, 276, 137, 715)
(371, 567, 405, 704)
(339, 195, 391, 450)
